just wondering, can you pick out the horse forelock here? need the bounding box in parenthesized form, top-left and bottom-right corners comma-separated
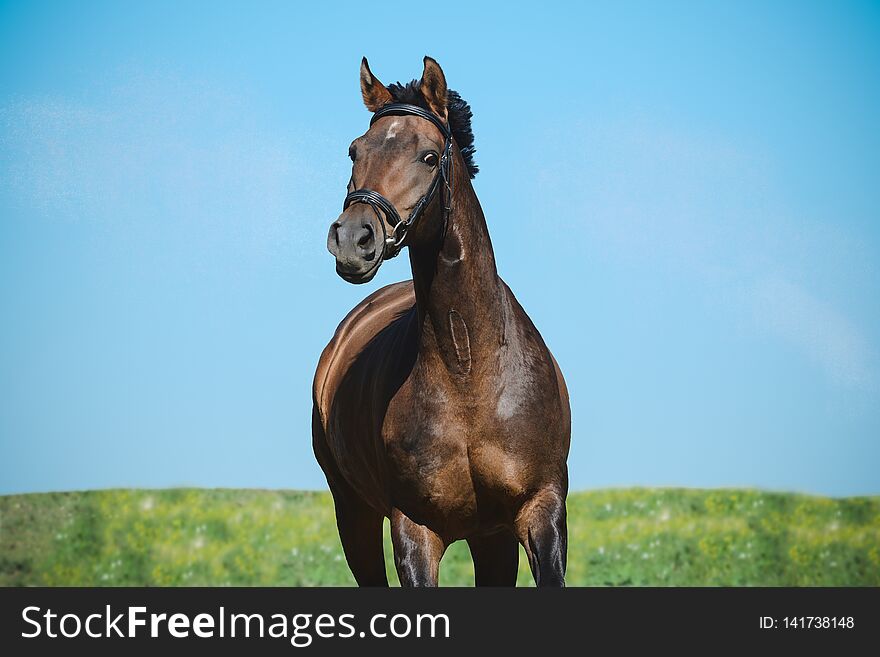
(385, 80, 479, 179)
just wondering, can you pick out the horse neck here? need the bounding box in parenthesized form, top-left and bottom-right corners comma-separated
(407, 148, 504, 375)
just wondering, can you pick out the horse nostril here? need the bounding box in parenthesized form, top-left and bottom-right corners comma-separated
(331, 222, 341, 247)
(357, 223, 374, 248)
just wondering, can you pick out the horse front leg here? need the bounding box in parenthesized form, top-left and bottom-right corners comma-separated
(515, 487, 567, 587)
(390, 508, 446, 587)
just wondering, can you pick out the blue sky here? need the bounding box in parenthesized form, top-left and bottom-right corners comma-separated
(1, 1, 878, 496)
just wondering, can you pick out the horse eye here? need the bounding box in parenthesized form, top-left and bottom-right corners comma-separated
(348, 145, 356, 161)
(423, 152, 439, 167)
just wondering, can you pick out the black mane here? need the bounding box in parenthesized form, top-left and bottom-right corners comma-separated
(386, 80, 478, 179)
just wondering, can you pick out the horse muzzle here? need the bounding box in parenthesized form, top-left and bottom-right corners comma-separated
(327, 211, 384, 284)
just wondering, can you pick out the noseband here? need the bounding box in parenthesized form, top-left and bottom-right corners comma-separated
(343, 103, 454, 260)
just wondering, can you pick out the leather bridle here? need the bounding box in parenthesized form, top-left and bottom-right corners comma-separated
(343, 103, 454, 260)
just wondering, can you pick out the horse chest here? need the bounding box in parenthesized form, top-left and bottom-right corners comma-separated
(383, 401, 477, 516)
(381, 380, 534, 530)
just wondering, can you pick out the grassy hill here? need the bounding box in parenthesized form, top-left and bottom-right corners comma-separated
(1, 488, 877, 586)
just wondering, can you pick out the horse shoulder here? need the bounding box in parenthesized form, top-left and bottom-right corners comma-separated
(496, 279, 570, 431)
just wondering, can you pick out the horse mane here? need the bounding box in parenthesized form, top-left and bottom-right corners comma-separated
(386, 80, 479, 179)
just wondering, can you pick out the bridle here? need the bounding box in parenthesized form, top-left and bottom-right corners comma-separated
(343, 103, 454, 260)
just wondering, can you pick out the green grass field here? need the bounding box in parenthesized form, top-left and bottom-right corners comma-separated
(1, 488, 878, 586)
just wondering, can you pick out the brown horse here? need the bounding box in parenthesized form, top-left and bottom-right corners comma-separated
(313, 56, 570, 586)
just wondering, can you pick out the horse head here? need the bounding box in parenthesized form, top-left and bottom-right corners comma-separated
(327, 57, 457, 283)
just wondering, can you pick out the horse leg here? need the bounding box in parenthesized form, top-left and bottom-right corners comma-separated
(390, 508, 445, 587)
(327, 487, 387, 586)
(312, 409, 388, 586)
(467, 529, 520, 586)
(515, 487, 567, 587)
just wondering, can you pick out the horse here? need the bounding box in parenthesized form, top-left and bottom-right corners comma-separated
(312, 56, 570, 586)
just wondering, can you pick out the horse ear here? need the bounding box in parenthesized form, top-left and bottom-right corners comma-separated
(419, 56, 448, 123)
(360, 57, 392, 112)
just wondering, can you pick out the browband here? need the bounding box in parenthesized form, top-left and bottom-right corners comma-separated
(370, 103, 452, 140)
